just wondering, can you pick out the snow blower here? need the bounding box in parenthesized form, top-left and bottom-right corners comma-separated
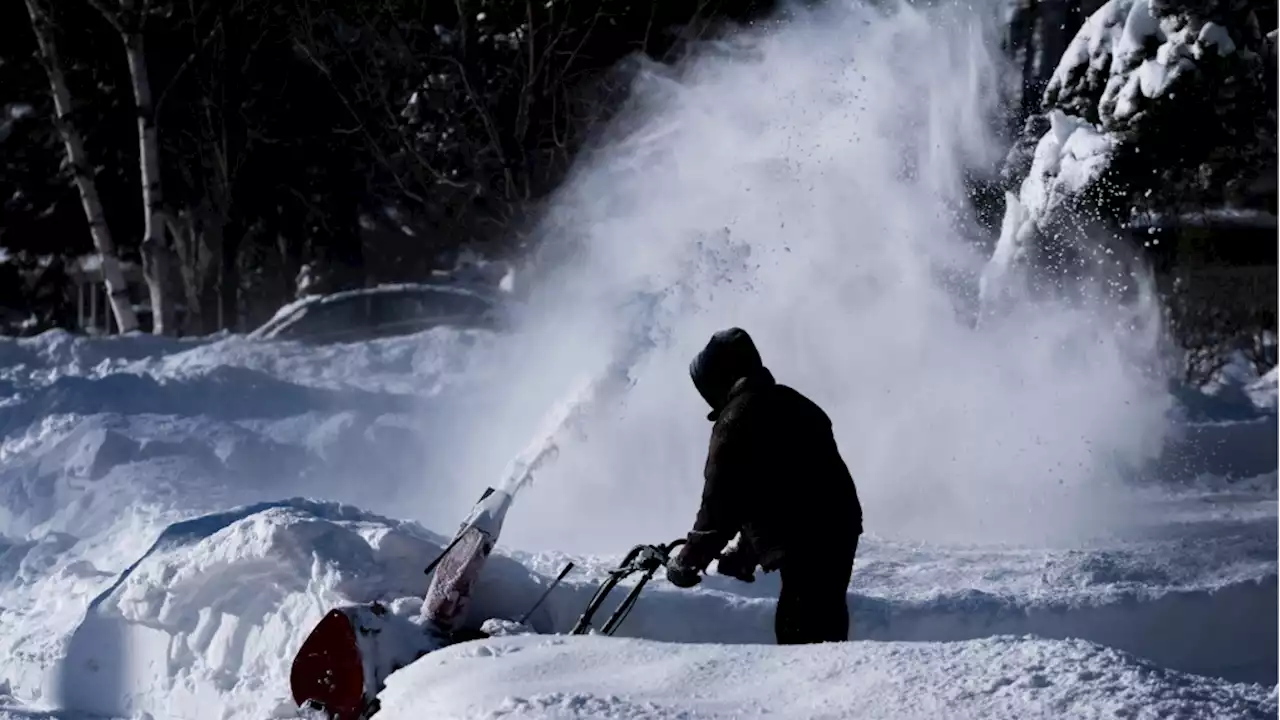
(288, 485, 518, 720)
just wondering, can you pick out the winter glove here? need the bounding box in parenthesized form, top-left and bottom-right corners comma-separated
(665, 558, 702, 588)
(714, 535, 758, 583)
(715, 549, 756, 583)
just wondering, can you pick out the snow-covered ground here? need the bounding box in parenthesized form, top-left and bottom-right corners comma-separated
(0, 327, 1273, 719)
(381, 634, 1273, 720)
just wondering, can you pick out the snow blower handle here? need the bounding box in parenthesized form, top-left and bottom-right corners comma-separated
(634, 544, 672, 572)
(568, 538, 686, 637)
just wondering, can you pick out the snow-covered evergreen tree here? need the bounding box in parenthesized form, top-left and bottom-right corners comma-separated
(982, 0, 1276, 309)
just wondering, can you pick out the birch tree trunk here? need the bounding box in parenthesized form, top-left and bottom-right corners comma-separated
(23, 0, 140, 334)
(87, 0, 177, 335)
(123, 23, 177, 336)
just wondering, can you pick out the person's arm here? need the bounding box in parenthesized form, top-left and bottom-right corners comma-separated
(674, 411, 753, 573)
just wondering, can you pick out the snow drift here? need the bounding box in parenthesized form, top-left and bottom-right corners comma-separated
(378, 634, 1277, 720)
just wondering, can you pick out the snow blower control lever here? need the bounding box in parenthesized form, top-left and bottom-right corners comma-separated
(569, 538, 686, 637)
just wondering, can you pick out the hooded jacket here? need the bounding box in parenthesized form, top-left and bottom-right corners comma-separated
(676, 328, 863, 574)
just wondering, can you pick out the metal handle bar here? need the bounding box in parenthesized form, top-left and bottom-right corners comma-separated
(569, 538, 686, 637)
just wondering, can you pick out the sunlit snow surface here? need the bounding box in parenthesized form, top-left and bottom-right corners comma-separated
(0, 328, 1273, 719)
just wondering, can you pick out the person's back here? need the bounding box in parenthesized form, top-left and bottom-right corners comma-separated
(667, 327, 863, 644)
(712, 376, 860, 568)
(753, 383, 861, 548)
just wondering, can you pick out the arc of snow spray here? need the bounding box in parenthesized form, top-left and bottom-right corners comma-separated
(444, 230, 754, 546)
(419, 291, 674, 636)
(287, 232, 755, 720)
(419, 228, 754, 636)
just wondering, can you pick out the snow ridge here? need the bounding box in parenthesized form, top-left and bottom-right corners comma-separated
(378, 634, 1278, 720)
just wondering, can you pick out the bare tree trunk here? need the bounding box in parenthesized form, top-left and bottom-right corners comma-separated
(24, 0, 140, 334)
(194, 212, 222, 335)
(169, 206, 220, 335)
(169, 211, 197, 332)
(123, 28, 177, 335)
(194, 223, 221, 334)
(219, 225, 241, 331)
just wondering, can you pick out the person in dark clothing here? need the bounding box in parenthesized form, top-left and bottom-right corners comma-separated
(665, 327, 863, 644)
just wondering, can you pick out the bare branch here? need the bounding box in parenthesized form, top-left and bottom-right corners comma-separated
(83, 0, 125, 34)
(155, 14, 227, 118)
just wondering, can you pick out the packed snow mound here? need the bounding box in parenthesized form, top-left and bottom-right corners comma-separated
(1153, 355, 1279, 481)
(41, 498, 550, 719)
(43, 499, 439, 717)
(376, 633, 1278, 720)
(0, 329, 199, 374)
(1248, 366, 1278, 411)
(517, 528, 1278, 685)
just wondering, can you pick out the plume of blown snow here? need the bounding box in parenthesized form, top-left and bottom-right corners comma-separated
(405, 0, 1175, 553)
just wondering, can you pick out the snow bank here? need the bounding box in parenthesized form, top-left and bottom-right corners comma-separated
(42, 500, 434, 717)
(1156, 356, 1279, 481)
(39, 499, 541, 719)
(376, 634, 1278, 720)
(0, 325, 495, 398)
(1248, 367, 1278, 412)
(0, 330, 201, 374)
(0, 326, 501, 535)
(511, 528, 1278, 685)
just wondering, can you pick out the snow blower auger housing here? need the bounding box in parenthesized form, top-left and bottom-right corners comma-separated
(569, 538, 686, 637)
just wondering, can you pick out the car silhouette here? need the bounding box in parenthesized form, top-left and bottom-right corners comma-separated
(247, 283, 504, 344)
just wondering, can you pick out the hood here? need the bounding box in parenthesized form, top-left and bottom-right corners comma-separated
(689, 327, 767, 420)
